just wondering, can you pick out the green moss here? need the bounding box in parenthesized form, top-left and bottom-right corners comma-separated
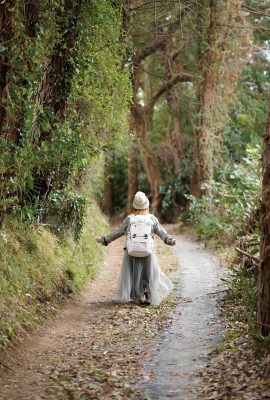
(0, 196, 108, 349)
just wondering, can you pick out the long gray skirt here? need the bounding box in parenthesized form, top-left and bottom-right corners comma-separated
(114, 250, 173, 306)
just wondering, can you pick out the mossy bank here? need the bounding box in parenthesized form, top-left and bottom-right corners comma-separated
(0, 195, 108, 349)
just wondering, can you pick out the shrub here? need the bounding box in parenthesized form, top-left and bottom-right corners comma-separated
(185, 145, 261, 244)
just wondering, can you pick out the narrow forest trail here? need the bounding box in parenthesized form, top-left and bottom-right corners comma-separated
(0, 227, 225, 400)
(142, 234, 226, 399)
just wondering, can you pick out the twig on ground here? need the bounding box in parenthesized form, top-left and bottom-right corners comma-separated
(182, 288, 229, 303)
(0, 361, 14, 372)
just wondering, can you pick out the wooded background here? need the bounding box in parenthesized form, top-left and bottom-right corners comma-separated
(0, 0, 270, 342)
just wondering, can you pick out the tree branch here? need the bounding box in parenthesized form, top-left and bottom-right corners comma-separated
(130, 0, 183, 12)
(148, 72, 195, 110)
(133, 8, 188, 65)
(242, 4, 270, 17)
(235, 247, 259, 264)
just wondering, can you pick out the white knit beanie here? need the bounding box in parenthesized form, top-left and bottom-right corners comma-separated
(133, 191, 150, 210)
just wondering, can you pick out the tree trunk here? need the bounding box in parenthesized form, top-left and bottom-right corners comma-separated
(103, 155, 114, 216)
(32, 0, 82, 202)
(22, 0, 39, 38)
(190, 0, 218, 198)
(134, 105, 163, 215)
(127, 145, 138, 214)
(0, 0, 14, 135)
(5, 0, 40, 144)
(190, 0, 250, 198)
(127, 111, 139, 213)
(127, 10, 193, 215)
(257, 100, 270, 336)
(165, 49, 184, 174)
(0, 1, 14, 225)
(37, 0, 82, 134)
(190, 125, 202, 198)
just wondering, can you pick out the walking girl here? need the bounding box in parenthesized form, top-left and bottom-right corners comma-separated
(96, 191, 176, 306)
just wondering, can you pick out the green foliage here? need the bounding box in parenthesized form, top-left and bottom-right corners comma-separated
(226, 265, 256, 316)
(0, 1, 131, 348)
(219, 263, 257, 347)
(0, 196, 108, 349)
(47, 190, 88, 240)
(224, 62, 269, 160)
(0, 0, 131, 224)
(71, 0, 131, 148)
(160, 149, 193, 218)
(186, 146, 261, 241)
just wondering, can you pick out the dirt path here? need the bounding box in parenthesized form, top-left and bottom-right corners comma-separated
(0, 230, 225, 400)
(0, 233, 124, 399)
(142, 234, 226, 399)
(0, 231, 174, 400)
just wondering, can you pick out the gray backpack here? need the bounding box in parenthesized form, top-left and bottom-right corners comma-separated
(127, 215, 154, 257)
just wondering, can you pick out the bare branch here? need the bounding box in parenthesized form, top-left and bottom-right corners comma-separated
(130, 0, 184, 12)
(235, 247, 259, 264)
(134, 63, 168, 80)
(148, 72, 195, 110)
(242, 4, 270, 17)
(133, 7, 189, 64)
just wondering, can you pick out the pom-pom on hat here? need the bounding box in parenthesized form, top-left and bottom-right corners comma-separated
(133, 191, 150, 210)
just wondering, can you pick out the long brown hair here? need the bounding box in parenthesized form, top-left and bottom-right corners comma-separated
(132, 208, 150, 215)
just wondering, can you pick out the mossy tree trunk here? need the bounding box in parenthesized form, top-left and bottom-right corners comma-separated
(129, 66, 194, 215)
(0, 0, 15, 225)
(22, 0, 39, 38)
(7, 0, 40, 144)
(104, 154, 114, 216)
(257, 100, 270, 336)
(127, 9, 191, 215)
(37, 0, 82, 136)
(165, 47, 186, 175)
(133, 104, 163, 215)
(190, 0, 219, 198)
(32, 0, 82, 202)
(127, 110, 139, 214)
(190, 0, 250, 199)
(0, 0, 14, 136)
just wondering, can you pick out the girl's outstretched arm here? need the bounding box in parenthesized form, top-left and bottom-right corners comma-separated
(153, 217, 176, 246)
(96, 217, 129, 246)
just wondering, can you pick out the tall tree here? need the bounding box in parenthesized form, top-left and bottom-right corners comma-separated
(257, 99, 270, 336)
(103, 153, 114, 216)
(127, 4, 193, 214)
(190, 0, 218, 198)
(0, 0, 14, 136)
(33, 0, 82, 201)
(131, 69, 193, 214)
(0, 0, 16, 225)
(7, 0, 40, 144)
(190, 0, 251, 198)
(37, 0, 82, 136)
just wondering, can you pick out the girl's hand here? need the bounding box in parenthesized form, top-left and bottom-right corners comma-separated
(96, 237, 103, 244)
(166, 235, 176, 246)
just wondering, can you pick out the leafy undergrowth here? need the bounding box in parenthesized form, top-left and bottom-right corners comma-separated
(0, 198, 108, 350)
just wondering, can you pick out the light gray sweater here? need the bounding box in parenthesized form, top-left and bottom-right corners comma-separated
(101, 214, 173, 246)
